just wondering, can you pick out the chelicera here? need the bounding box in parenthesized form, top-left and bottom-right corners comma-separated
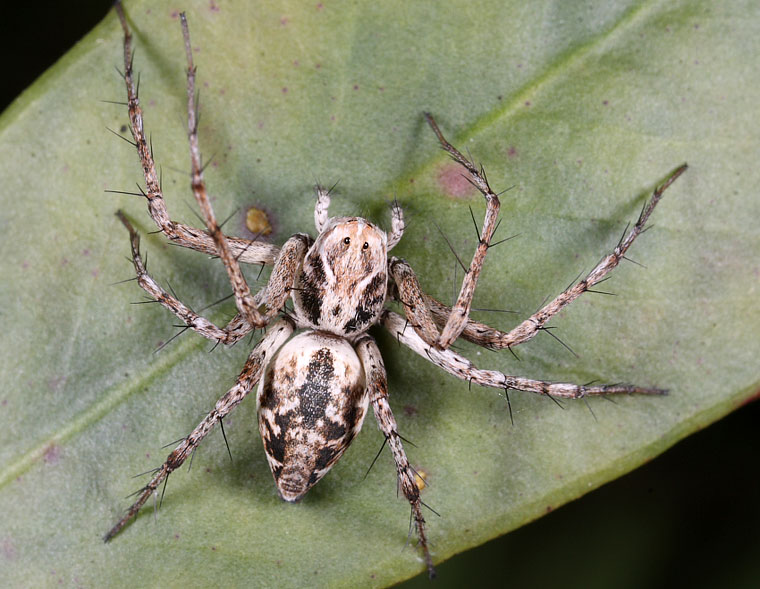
(105, 4, 686, 578)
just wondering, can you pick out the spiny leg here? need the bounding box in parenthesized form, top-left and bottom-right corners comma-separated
(355, 336, 436, 578)
(250, 233, 312, 324)
(424, 113, 501, 349)
(113, 3, 278, 266)
(172, 231, 309, 343)
(104, 318, 294, 542)
(416, 165, 688, 351)
(117, 211, 253, 345)
(388, 257, 440, 347)
(118, 210, 310, 344)
(178, 14, 265, 329)
(382, 310, 666, 398)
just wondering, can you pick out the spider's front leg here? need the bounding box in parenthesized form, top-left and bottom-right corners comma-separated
(423, 113, 501, 349)
(416, 164, 688, 351)
(177, 14, 266, 329)
(113, 3, 279, 267)
(355, 336, 436, 578)
(104, 318, 294, 542)
(117, 211, 310, 345)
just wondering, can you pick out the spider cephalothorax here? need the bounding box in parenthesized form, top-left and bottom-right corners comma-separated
(291, 216, 389, 336)
(106, 4, 686, 579)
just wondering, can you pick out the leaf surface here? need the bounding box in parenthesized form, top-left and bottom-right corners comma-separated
(1, 1, 758, 587)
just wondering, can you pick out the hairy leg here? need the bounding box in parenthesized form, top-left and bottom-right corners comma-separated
(355, 335, 436, 578)
(113, 3, 278, 266)
(104, 317, 294, 542)
(418, 165, 688, 351)
(177, 14, 264, 328)
(118, 212, 310, 344)
(423, 113, 501, 349)
(117, 211, 253, 344)
(382, 310, 666, 398)
(388, 257, 440, 347)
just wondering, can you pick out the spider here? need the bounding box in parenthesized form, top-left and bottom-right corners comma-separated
(105, 3, 686, 579)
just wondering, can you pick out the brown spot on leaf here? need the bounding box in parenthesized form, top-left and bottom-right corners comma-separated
(437, 163, 476, 199)
(43, 444, 61, 465)
(2, 538, 17, 560)
(403, 405, 417, 417)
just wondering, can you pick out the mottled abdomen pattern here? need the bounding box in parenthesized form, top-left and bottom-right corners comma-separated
(257, 331, 368, 501)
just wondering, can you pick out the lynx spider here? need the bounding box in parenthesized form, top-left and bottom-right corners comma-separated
(106, 4, 687, 578)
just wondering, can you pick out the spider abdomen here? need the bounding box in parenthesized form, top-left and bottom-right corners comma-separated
(257, 331, 369, 502)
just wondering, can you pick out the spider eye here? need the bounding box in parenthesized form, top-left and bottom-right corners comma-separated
(343, 236, 351, 245)
(362, 242, 369, 250)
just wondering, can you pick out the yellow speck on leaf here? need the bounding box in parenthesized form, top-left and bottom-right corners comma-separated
(246, 207, 273, 236)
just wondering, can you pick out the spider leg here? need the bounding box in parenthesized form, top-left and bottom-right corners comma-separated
(382, 310, 667, 398)
(117, 211, 252, 344)
(104, 317, 294, 542)
(114, 3, 279, 266)
(423, 113, 501, 349)
(388, 257, 441, 347)
(355, 335, 436, 579)
(117, 211, 310, 344)
(177, 14, 267, 329)
(417, 164, 688, 351)
(251, 233, 312, 325)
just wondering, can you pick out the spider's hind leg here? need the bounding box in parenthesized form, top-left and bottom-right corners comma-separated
(104, 317, 294, 542)
(356, 336, 436, 578)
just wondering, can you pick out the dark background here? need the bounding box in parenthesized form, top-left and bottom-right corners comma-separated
(2, 3, 757, 588)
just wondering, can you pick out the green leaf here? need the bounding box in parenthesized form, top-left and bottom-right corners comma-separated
(1, 1, 757, 587)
